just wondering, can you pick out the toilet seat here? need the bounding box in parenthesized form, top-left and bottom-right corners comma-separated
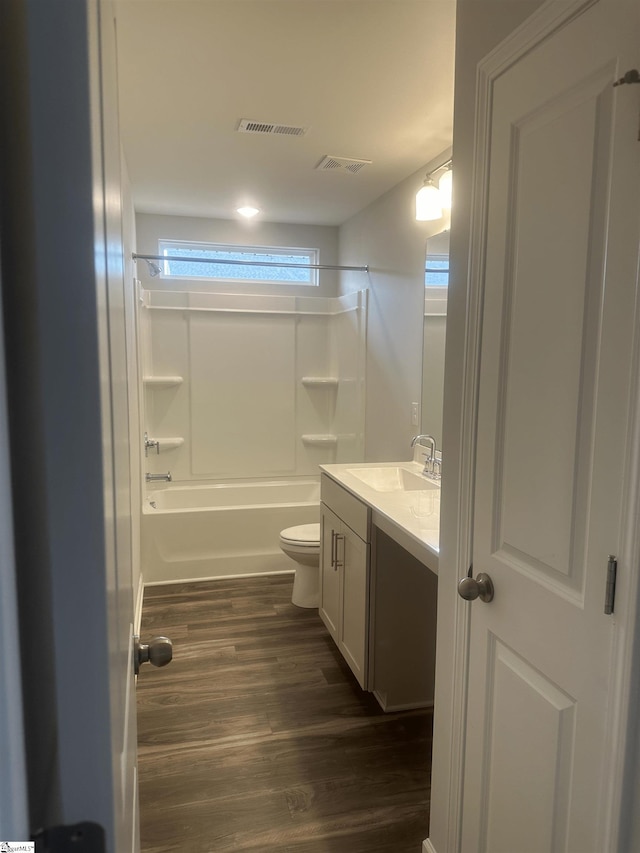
(279, 523, 320, 551)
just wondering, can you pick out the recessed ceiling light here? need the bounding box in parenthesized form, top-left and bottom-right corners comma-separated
(237, 206, 260, 218)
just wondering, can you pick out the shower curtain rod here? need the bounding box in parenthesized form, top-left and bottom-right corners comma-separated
(133, 253, 369, 273)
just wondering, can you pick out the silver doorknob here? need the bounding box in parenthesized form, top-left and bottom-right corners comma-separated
(134, 635, 173, 675)
(458, 571, 494, 603)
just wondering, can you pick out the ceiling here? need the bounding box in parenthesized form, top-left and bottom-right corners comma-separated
(115, 1, 456, 226)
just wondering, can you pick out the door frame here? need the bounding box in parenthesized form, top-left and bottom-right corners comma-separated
(428, 1, 640, 850)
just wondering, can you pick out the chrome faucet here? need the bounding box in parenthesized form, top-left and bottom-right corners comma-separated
(146, 472, 172, 483)
(411, 434, 437, 476)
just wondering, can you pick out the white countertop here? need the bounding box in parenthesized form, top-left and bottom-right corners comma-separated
(319, 460, 440, 574)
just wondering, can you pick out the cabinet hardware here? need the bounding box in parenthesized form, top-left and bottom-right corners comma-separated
(604, 554, 617, 615)
(335, 533, 345, 569)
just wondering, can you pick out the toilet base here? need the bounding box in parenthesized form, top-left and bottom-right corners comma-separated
(291, 563, 319, 608)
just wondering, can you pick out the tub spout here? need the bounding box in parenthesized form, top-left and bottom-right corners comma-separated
(146, 472, 172, 482)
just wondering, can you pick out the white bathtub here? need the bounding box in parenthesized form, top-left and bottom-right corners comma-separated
(142, 480, 320, 584)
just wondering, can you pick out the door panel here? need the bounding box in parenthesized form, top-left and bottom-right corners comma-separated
(492, 67, 613, 592)
(482, 637, 576, 853)
(463, 2, 640, 850)
(319, 504, 340, 640)
(339, 527, 368, 688)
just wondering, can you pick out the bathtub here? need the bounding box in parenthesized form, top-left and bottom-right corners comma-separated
(142, 480, 320, 584)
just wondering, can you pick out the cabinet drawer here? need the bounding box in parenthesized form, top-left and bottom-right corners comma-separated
(321, 474, 369, 542)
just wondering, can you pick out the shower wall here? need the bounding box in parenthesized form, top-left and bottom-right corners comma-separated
(140, 288, 367, 483)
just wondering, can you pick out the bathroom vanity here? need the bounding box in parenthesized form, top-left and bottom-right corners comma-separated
(319, 459, 440, 711)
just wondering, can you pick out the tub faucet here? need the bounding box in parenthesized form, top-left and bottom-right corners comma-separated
(411, 434, 437, 476)
(146, 472, 172, 483)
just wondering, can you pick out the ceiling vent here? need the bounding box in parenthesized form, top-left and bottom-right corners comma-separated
(237, 118, 309, 137)
(316, 155, 372, 175)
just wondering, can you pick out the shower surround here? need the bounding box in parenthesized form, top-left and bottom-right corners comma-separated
(140, 287, 367, 582)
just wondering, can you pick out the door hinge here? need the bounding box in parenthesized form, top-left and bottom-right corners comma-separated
(604, 555, 617, 615)
(32, 821, 106, 852)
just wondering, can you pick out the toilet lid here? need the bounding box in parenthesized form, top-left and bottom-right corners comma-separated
(280, 523, 320, 547)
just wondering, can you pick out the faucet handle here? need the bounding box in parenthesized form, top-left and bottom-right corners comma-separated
(144, 432, 160, 457)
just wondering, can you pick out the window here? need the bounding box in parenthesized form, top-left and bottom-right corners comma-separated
(425, 253, 449, 287)
(158, 240, 319, 286)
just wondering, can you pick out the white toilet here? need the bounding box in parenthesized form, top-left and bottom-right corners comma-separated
(279, 523, 320, 608)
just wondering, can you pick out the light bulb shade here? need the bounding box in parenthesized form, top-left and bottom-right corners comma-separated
(438, 169, 453, 208)
(415, 181, 442, 221)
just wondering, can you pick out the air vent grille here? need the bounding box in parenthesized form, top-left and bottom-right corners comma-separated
(237, 119, 309, 137)
(316, 155, 372, 174)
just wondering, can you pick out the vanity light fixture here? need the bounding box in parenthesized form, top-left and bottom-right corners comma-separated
(438, 166, 453, 209)
(415, 158, 453, 220)
(415, 179, 442, 221)
(237, 206, 260, 218)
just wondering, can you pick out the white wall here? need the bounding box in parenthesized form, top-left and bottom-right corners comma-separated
(338, 153, 451, 462)
(136, 213, 340, 297)
(428, 3, 545, 852)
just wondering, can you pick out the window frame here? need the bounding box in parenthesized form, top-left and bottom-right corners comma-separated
(157, 239, 320, 287)
(425, 252, 450, 288)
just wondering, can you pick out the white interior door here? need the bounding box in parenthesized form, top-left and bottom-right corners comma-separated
(0, 0, 139, 847)
(462, 2, 640, 851)
(93, 2, 140, 849)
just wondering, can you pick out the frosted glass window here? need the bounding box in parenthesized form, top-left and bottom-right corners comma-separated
(158, 240, 319, 286)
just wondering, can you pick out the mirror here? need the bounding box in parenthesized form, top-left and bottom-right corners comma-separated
(421, 230, 449, 449)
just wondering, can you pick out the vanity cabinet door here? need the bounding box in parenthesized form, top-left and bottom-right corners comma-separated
(339, 525, 369, 689)
(319, 498, 370, 690)
(319, 503, 341, 643)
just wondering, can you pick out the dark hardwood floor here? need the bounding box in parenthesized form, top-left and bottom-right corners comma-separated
(137, 574, 432, 853)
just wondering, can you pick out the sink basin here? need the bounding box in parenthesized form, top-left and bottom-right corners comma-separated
(346, 467, 437, 492)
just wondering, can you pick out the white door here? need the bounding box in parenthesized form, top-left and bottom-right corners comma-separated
(0, 1, 140, 848)
(462, 2, 640, 851)
(94, 2, 141, 849)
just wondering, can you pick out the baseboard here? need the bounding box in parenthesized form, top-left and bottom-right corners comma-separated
(144, 552, 297, 584)
(144, 568, 295, 587)
(423, 839, 438, 853)
(373, 688, 434, 713)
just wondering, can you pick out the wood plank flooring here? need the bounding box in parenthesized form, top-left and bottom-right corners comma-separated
(137, 574, 432, 853)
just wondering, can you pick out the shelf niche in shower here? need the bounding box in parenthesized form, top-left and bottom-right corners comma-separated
(301, 434, 338, 446)
(143, 375, 184, 388)
(146, 437, 184, 452)
(301, 377, 339, 388)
